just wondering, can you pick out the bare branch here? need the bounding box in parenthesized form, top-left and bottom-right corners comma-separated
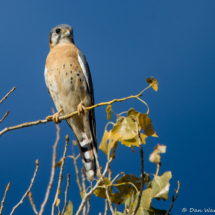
(28, 192, 38, 215)
(104, 184, 115, 215)
(86, 198, 90, 215)
(72, 143, 82, 192)
(0, 86, 151, 137)
(39, 123, 60, 215)
(62, 174, 70, 215)
(81, 168, 86, 215)
(52, 135, 69, 215)
(104, 166, 112, 215)
(0, 87, 16, 105)
(75, 158, 113, 215)
(165, 181, 180, 215)
(0, 182, 10, 215)
(0, 111, 9, 124)
(10, 159, 39, 215)
(133, 124, 144, 215)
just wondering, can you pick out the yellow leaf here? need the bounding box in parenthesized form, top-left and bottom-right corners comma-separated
(139, 114, 157, 137)
(140, 133, 147, 144)
(64, 200, 73, 215)
(55, 158, 63, 168)
(80, 191, 85, 199)
(106, 104, 112, 121)
(151, 171, 172, 200)
(99, 129, 109, 155)
(94, 177, 112, 198)
(149, 144, 166, 164)
(56, 198, 60, 206)
(120, 137, 139, 147)
(108, 133, 120, 159)
(146, 76, 158, 91)
(112, 117, 137, 140)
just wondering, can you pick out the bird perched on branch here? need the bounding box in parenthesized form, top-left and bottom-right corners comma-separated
(44, 24, 100, 181)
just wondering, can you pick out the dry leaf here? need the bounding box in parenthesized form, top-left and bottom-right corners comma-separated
(149, 144, 166, 164)
(146, 76, 158, 91)
(106, 104, 112, 121)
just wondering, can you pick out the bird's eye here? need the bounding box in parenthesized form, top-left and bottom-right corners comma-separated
(55, 29, 61, 34)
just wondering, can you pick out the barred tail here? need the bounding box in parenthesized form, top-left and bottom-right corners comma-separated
(78, 133, 98, 181)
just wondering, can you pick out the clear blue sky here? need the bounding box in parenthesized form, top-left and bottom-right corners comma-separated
(0, 0, 215, 214)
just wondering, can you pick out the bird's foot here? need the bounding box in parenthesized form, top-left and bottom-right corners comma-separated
(77, 101, 87, 116)
(46, 108, 63, 124)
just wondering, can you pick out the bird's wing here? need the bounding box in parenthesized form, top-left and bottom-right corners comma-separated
(78, 50, 97, 149)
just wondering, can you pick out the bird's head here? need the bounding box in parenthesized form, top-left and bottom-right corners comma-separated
(49, 24, 74, 49)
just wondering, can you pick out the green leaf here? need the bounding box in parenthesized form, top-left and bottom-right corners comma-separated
(151, 171, 172, 200)
(64, 200, 73, 215)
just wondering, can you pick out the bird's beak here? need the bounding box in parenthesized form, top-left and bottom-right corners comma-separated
(64, 30, 70, 36)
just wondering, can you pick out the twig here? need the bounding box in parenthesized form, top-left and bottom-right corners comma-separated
(165, 181, 180, 215)
(104, 200, 108, 215)
(132, 124, 144, 215)
(28, 192, 38, 215)
(0, 87, 16, 104)
(0, 86, 151, 137)
(86, 198, 90, 215)
(0, 111, 9, 123)
(62, 174, 70, 215)
(10, 160, 39, 215)
(156, 163, 160, 176)
(39, 123, 60, 215)
(75, 158, 113, 215)
(0, 183, 10, 215)
(72, 144, 82, 192)
(104, 166, 112, 215)
(52, 135, 69, 215)
(81, 168, 86, 215)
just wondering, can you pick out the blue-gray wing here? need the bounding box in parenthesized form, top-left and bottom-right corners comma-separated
(78, 50, 97, 149)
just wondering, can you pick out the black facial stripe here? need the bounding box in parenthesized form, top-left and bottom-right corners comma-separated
(56, 34, 61, 44)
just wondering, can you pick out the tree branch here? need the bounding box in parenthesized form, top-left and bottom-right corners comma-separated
(62, 174, 70, 215)
(0, 111, 9, 124)
(165, 181, 180, 215)
(0, 87, 16, 104)
(28, 191, 38, 215)
(52, 135, 69, 215)
(0, 183, 10, 215)
(0, 87, 150, 137)
(39, 123, 60, 215)
(10, 159, 39, 215)
(133, 124, 144, 215)
(75, 158, 113, 215)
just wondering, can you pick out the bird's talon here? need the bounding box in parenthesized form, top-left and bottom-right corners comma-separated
(52, 108, 63, 124)
(78, 102, 87, 116)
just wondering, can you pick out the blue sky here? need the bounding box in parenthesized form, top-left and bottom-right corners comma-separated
(0, 0, 215, 214)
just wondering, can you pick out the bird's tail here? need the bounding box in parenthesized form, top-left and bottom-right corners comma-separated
(77, 133, 100, 181)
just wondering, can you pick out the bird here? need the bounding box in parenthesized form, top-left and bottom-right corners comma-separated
(44, 24, 100, 181)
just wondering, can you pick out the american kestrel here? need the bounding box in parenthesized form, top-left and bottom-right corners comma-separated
(44, 24, 100, 181)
